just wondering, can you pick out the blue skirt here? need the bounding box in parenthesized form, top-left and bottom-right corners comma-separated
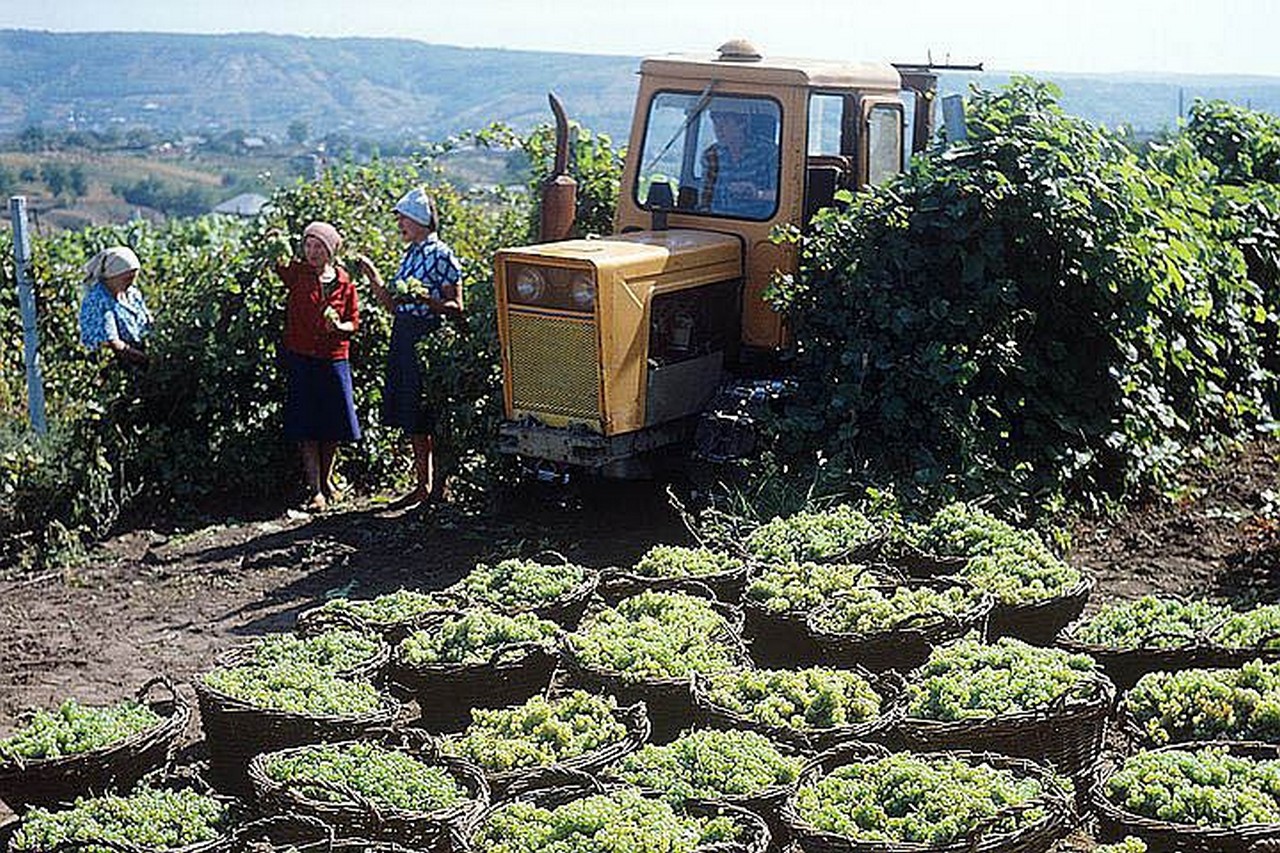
(283, 350, 361, 442)
(383, 312, 440, 434)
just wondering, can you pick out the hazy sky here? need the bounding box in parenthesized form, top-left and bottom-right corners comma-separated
(4, 0, 1277, 77)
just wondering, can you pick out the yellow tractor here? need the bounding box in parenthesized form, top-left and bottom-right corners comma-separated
(495, 40, 966, 477)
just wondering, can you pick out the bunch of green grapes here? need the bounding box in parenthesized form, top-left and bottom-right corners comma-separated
(744, 506, 881, 564)
(264, 740, 467, 812)
(1096, 839, 1147, 853)
(200, 662, 381, 716)
(905, 635, 1100, 721)
(744, 562, 876, 614)
(388, 275, 433, 303)
(399, 609, 559, 666)
(700, 667, 881, 730)
(913, 504, 1082, 606)
(630, 545, 743, 579)
(265, 231, 294, 266)
(10, 785, 227, 852)
(794, 752, 1048, 844)
(567, 591, 745, 680)
(246, 629, 381, 672)
(1215, 604, 1280, 649)
(0, 699, 163, 762)
(439, 691, 627, 772)
(612, 728, 800, 803)
(1104, 745, 1280, 826)
(810, 584, 982, 635)
(1069, 596, 1231, 649)
(1126, 659, 1280, 744)
(455, 559, 589, 610)
(472, 788, 739, 853)
(313, 589, 455, 627)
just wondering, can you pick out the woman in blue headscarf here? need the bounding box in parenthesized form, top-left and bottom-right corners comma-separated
(354, 187, 463, 508)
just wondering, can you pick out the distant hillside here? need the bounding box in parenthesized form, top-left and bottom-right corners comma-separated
(2, 30, 1279, 142)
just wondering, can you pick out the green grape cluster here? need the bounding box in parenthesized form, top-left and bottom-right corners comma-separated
(315, 589, 454, 626)
(1070, 596, 1230, 649)
(1126, 659, 1280, 744)
(905, 635, 1100, 721)
(1096, 838, 1148, 853)
(455, 559, 589, 610)
(440, 691, 627, 772)
(472, 788, 739, 853)
(567, 591, 745, 680)
(247, 629, 381, 672)
(264, 740, 467, 812)
(388, 275, 434, 303)
(794, 752, 1048, 844)
(1216, 605, 1280, 649)
(399, 609, 559, 666)
(810, 584, 982, 635)
(744, 506, 880, 564)
(612, 728, 800, 803)
(913, 503, 1082, 606)
(0, 699, 162, 762)
(9, 785, 227, 852)
(200, 662, 381, 716)
(1104, 745, 1280, 826)
(700, 667, 881, 730)
(265, 232, 294, 266)
(631, 545, 743, 579)
(745, 562, 875, 614)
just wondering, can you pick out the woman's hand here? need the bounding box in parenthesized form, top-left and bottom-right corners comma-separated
(353, 254, 381, 285)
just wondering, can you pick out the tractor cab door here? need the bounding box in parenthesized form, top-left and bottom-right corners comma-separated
(803, 91, 908, 224)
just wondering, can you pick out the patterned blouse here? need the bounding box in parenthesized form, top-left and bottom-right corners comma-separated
(393, 235, 462, 318)
(79, 281, 152, 349)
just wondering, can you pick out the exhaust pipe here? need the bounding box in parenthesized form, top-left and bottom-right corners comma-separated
(539, 92, 578, 243)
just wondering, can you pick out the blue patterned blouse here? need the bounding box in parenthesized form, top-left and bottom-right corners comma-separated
(393, 235, 462, 318)
(79, 281, 153, 349)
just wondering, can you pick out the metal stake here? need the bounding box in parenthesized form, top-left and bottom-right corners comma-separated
(11, 195, 47, 435)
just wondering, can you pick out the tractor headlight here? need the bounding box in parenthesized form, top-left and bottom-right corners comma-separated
(506, 263, 597, 313)
(512, 266, 547, 302)
(569, 272, 595, 311)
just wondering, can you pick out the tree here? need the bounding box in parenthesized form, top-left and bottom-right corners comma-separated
(287, 119, 310, 145)
(68, 164, 88, 198)
(0, 163, 14, 196)
(41, 162, 68, 198)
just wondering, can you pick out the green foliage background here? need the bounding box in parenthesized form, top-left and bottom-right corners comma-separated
(768, 80, 1280, 516)
(0, 125, 624, 567)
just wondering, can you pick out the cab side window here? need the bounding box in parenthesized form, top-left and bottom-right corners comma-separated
(805, 93, 854, 222)
(867, 104, 904, 187)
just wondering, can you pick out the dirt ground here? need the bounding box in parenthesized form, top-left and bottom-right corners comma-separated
(2, 442, 1279, 848)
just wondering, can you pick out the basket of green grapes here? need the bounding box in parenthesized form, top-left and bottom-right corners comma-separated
(781, 742, 1075, 853)
(296, 589, 466, 644)
(449, 557, 599, 629)
(1092, 741, 1280, 852)
(463, 767, 771, 853)
(249, 728, 488, 850)
(0, 677, 190, 815)
(600, 545, 748, 604)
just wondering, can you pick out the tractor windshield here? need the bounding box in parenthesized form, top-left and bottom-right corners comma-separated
(635, 91, 781, 221)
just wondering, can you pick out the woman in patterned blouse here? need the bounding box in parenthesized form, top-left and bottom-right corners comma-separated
(355, 187, 463, 508)
(78, 246, 152, 366)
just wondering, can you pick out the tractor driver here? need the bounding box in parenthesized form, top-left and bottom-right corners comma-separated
(699, 107, 779, 218)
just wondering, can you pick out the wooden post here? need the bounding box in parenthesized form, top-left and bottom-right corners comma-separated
(11, 196, 47, 435)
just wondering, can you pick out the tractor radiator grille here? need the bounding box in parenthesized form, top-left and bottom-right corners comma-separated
(508, 312, 600, 420)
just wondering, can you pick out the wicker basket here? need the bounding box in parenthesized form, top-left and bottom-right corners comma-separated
(216, 630, 391, 683)
(0, 676, 191, 815)
(464, 556, 601, 631)
(295, 591, 469, 645)
(463, 767, 770, 853)
(223, 814, 333, 853)
(194, 673, 399, 797)
(781, 742, 1075, 853)
(984, 575, 1094, 647)
(1091, 741, 1280, 852)
(691, 668, 903, 755)
(391, 635, 561, 733)
(805, 579, 994, 673)
(444, 701, 650, 801)
(598, 560, 749, 606)
(891, 669, 1116, 779)
(1057, 624, 1280, 693)
(249, 729, 488, 851)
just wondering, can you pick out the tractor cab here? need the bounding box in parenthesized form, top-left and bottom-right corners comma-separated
(495, 40, 943, 475)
